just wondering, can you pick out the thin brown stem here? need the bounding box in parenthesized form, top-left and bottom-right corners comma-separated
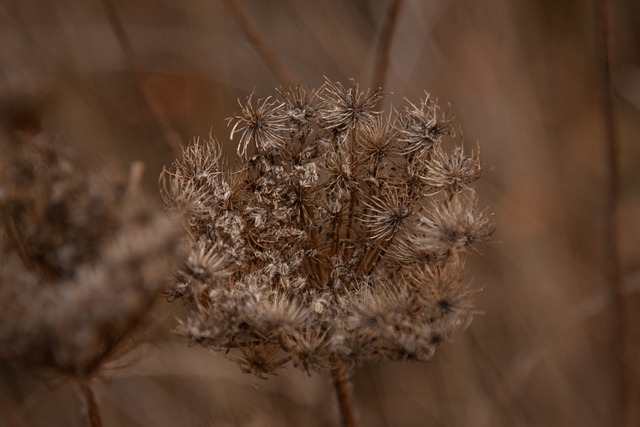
(343, 127, 360, 261)
(594, 0, 626, 426)
(79, 381, 103, 427)
(359, 237, 394, 278)
(372, 0, 404, 105)
(330, 355, 356, 427)
(98, 0, 182, 156)
(222, 0, 297, 87)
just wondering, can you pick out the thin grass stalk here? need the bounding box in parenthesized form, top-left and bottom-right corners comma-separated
(372, 0, 404, 105)
(222, 0, 297, 87)
(98, 0, 182, 156)
(593, 0, 626, 425)
(330, 355, 356, 427)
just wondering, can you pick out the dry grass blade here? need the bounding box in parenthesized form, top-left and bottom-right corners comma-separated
(593, 0, 627, 425)
(372, 0, 404, 104)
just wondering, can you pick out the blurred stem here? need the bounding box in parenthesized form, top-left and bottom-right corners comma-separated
(0, 394, 22, 427)
(222, 0, 297, 87)
(79, 381, 103, 427)
(594, 0, 626, 426)
(98, 0, 182, 156)
(330, 355, 356, 427)
(372, 0, 404, 104)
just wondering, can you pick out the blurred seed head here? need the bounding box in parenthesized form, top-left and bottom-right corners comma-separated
(0, 127, 183, 379)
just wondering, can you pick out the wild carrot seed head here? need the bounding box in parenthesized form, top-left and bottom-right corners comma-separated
(161, 79, 493, 378)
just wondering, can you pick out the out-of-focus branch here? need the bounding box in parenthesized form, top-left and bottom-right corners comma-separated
(0, 392, 23, 427)
(593, 0, 626, 426)
(222, 0, 297, 88)
(98, 0, 182, 156)
(372, 0, 404, 105)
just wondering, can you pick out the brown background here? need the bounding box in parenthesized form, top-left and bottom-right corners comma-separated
(1, 0, 639, 426)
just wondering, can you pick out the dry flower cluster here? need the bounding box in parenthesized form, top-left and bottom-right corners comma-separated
(0, 128, 182, 379)
(161, 79, 493, 379)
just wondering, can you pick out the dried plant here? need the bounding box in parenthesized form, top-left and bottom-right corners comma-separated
(161, 79, 493, 424)
(0, 126, 182, 425)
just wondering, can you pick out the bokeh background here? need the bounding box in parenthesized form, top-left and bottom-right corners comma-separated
(1, 0, 639, 426)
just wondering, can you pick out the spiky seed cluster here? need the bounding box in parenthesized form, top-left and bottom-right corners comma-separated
(161, 79, 493, 378)
(0, 132, 182, 378)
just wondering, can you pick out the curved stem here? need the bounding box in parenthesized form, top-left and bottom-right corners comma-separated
(330, 355, 356, 427)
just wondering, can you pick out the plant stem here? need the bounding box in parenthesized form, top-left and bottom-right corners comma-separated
(98, 0, 182, 156)
(372, 0, 404, 103)
(222, 0, 297, 87)
(79, 381, 103, 427)
(330, 355, 356, 427)
(0, 393, 23, 427)
(594, 0, 626, 425)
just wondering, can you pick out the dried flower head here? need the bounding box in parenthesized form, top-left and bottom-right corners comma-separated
(319, 79, 382, 132)
(227, 94, 291, 158)
(399, 94, 453, 157)
(161, 79, 493, 378)
(0, 131, 182, 378)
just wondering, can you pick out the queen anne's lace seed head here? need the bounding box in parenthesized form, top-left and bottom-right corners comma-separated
(161, 80, 493, 378)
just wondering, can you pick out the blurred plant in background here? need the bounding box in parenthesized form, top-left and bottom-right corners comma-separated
(0, 79, 182, 426)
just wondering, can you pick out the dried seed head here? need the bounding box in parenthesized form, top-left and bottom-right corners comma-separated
(399, 94, 453, 157)
(319, 78, 383, 133)
(277, 85, 320, 131)
(362, 186, 411, 242)
(162, 80, 492, 377)
(356, 113, 401, 177)
(415, 195, 494, 258)
(423, 144, 482, 195)
(227, 94, 291, 158)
